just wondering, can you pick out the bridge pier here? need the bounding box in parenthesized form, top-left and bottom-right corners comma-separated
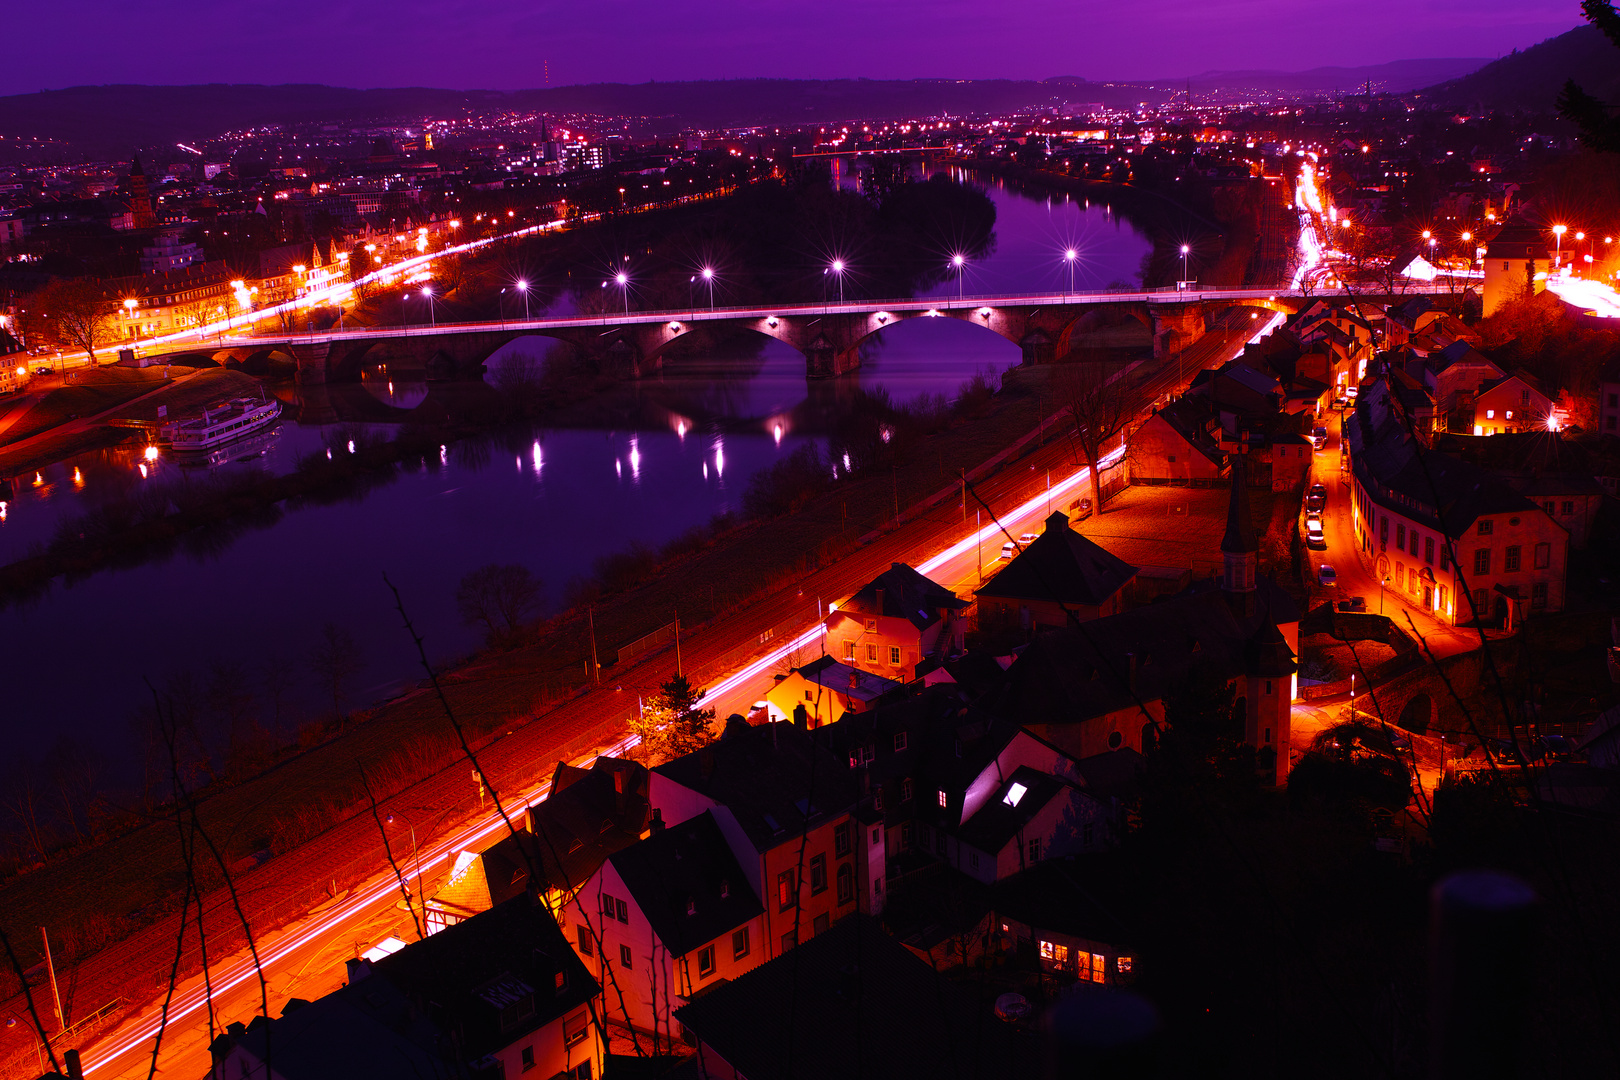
(290, 342, 332, 386)
(1152, 303, 1208, 358)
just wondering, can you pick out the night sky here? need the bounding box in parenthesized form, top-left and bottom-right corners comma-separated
(1, 0, 1584, 96)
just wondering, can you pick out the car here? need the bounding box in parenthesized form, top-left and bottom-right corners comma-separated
(1311, 426, 1328, 450)
(1000, 541, 1017, 560)
(33, 366, 52, 377)
(1018, 533, 1039, 547)
(1318, 564, 1337, 587)
(1345, 385, 1359, 400)
(1305, 510, 1322, 526)
(1306, 521, 1326, 549)
(1336, 596, 1367, 612)
(1332, 396, 1349, 409)
(1305, 483, 1327, 512)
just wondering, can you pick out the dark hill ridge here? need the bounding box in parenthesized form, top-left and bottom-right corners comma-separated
(1423, 24, 1620, 110)
(1138, 58, 1488, 96)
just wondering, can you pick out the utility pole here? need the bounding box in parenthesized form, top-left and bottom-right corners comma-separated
(892, 466, 900, 524)
(674, 608, 682, 677)
(588, 606, 600, 685)
(961, 470, 967, 523)
(42, 927, 62, 1031)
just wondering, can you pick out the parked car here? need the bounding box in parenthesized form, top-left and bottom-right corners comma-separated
(34, 366, 53, 377)
(1305, 510, 1322, 526)
(1306, 521, 1326, 549)
(1336, 596, 1367, 612)
(1018, 533, 1039, 547)
(1311, 426, 1328, 450)
(1332, 395, 1349, 409)
(1305, 483, 1327, 512)
(1000, 541, 1018, 560)
(1318, 564, 1337, 587)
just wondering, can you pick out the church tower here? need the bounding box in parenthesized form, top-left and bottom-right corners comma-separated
(1222, 449, 1258, 612)
(127, 155, 157, 230)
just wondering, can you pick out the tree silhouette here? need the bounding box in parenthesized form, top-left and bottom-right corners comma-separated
(456, 563, 543, 646)
(308, 622, 364, 729)
(1558, 2, 1620, 152)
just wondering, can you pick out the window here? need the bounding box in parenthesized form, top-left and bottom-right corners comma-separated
(937, 789, 948, 809)
(837, 863, 854, 905)
(1521, 389, 1530, 406)
(1475, 588, 1490, 615)
(1118, 956, 1134, 975)
(1545, 501, 1555, 515)
(893, 731, 907, 751)
(1003, 782, 1027, 807)
(602, 893, 616, 918)
(804, 690, 813, 701)
(1477, 519, 1493, 536)
(936, 831, 947, 856)
(732, 926, 750, 960)
(576, 925, 593, 957)
(1562, 500, 1574, 516)
(697, 944, 715, 977)
(522, 1045, 535, 1072)
(843, 640, 855, 660)
(835, 821, 851, 857)
(564, 1010, 588, 1047)
(1474, 549, 1491, 575)
(1083, 822, 1094, 845)
(1264, 679, 1273, 695)
(865, 618, 877, 631)
(871, 827, 881, 845)
(577, 1063, 592, 1080)
(969, 852, 980, 869)
(901, 823, 912, 849)
(1396, 523, 1405, 550)
(900, 778, 913, 802)
(619, 945, 632, 970)
(810, 854, 828, 894)
(1379, 516, 1388, 550)
(500, 994, 536, 1032)
(1532, 582, 1548, 610)
(1441, 545, 1450, 570)
(1092, 954, 1107, 983)
(777, 870, 796, 911)
(1504, 545, 1520, 572)
(1485, 409, 1494, 419)
(866, 643, 878, 661)
(780, 929, 798, 953)
(1424, 536, 1434, 565)
(555, 971, 568, 995)
(874, 789, 883, 812)
(1505, 410, 1513, 420)
(617, 898, 628, 924)
(1535, 542, 1550, 569)
(889, 646, 901, 666)
(1027, 838, 1041, 862)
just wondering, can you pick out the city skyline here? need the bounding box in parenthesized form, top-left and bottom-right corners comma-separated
(0, 0, 1584, 98)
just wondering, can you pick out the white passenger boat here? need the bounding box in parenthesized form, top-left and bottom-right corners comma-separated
(159, 396, 281, 452)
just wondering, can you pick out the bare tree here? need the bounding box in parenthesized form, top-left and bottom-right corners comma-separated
(456, 564, 543, 646)
(1054, 361, 1134, 515)
(260, 651, 298, 736)
(29, 279, 116, 366)
(43, 736, 106, 844)
(308, 623, 364, 729)
(0, 760, 50, 861)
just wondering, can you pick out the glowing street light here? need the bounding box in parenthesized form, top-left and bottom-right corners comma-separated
(614, 270, 630, 315)
(951, 253, 966, 299)
(515, 278, 530, 320)
(1180, 244, 1190, 285)
(827, 259, 845, 303)
(1553, 224, 1567, 267)
(421, 284, 435, 328)
(701, 265, 715, 310)
(1064, 247, 1077, 296)
(123, 297, 138, 340)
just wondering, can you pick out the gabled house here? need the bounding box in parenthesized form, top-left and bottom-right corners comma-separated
(1482, 218, 1549, 316)
(765, 655, 904, 726)
(1470, 371, 1554, 435)
(994, 860, 1138, 986)
(221, 896, 605, 1080)
(976, 510, 1138, 633)
(573, 810, 766, 1048)
(426, 758, 649, 933)
(651, 720, 880, 946)
(673, 914, 1039, 1080)
(1128, 396, 1225, 485)
(825, 562, 967, 677)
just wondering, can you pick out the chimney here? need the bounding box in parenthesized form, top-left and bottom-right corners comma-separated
(64, 1050, 84, 1080)
(875, 588, 884, 618)
(346, 957, 373, 984)
(794, 703, 810, 730)
(699, 748, 715, 783)
(648, 807, 665, 835)
(849, 669, 860, 690)
(613, 767, 626, 811)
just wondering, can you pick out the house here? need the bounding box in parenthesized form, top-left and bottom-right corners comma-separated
(984, 457, 1301, 785)
(1481, 218, 1549, 316)
(673, 914, 1039, 1080)
(1469, 371, 1554, 435)
(1599, 370, 1620, 436)
(1128, 396, 1225, 485)
(765, 655, 904, 726)
(651, 719, 881, 944)
(214, 896, 607, 1080)
(824, 562, 967, 677)
(993, 861, 1138, 986)
(1384, 296, 1445, 346)
(1345, 376, 1570, 626)
(975, 510, 1138, 633)
(426, 758, 649, 933)
(1575, 704, 1620, 770)
(573, 810, 766, 1047)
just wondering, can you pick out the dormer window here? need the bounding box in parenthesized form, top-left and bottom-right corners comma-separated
(1003, 782, 1028, 808)
(554, 971, 567, 994)
(865, 618, 877, 632)
(893, 731, 907, 751)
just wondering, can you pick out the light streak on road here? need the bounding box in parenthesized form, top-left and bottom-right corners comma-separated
(1544, 274, 1620, 318)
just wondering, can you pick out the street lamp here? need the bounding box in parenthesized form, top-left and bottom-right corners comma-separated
(1063, 248, 1077, 296)
(1552, 224, 1567, 267)
(515, 278, 530, 320)
(615, 271, 629, 316)
(701, 265, 715, 310)
(1179, 244, 1190, 286)
(421, 285, 435, 328)
(829, 259, 845, 303)
(123, 298, 138, 340)
(951, 253, 966, 300)
(385, 812, 425, 910)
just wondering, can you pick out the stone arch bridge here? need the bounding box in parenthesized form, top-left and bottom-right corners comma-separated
(133, 288, 1338, 385)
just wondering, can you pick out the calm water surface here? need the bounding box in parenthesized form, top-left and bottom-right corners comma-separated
(0, 174, 1152, 770)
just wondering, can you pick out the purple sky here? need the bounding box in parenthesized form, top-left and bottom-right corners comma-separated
(1, 1, 1583, 96)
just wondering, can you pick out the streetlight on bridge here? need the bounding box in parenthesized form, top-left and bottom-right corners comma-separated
(515, 278, 530, 320)
(1180, 244, 1190, 286)
(701, 266, 716, 310)
(614, 271, 630, 316)
(951, 253, 966, 300)
(421, 285, 435, 328)
(828, 259, 845, 303)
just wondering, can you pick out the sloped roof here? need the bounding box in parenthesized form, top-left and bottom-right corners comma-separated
(230, 976, 442, 1080)
(1386, 295, 1436, 330)
(609, 811, 764, 958)
(793, 654, 905, 704)
(674, 914, 1039, 1080)
(840, 562, 966, 630)
(524, 757, 650, 893)
(654, 721, 859, 853)
(956, 765, 1074, 854)
(1482, 219, 1549, 260)
(992, 860, 1135, 947)
(976, 511, 1137, 608)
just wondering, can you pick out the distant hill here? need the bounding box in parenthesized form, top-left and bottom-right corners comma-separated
(1423, 25, 1620, 110)
(1136, 58, 1489, 96)
(0, 79, 1175, 158)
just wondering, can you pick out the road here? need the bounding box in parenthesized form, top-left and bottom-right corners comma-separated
(27, 308, 1267, 1080)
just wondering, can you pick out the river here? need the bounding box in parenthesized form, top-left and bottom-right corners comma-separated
(0, 169, 1152, 774)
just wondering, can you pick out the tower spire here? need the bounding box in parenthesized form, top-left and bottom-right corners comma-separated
(1222, 450, 1257, 600)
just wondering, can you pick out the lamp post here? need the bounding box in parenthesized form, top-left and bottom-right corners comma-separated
(702, 265, 715, 311)
(615, 271, 629, 316)
(421, 285, 435, 328)
(515, 278, 530, 320)
(385, 812, 425, 909)
(829, 259, 845, 303)
(1064, 248, 1077, 297)
(951, 253, 965, 300)
(1180, 244, 1190, 287)
(123, 298, 138, 341)
(1552, 224, 1566, 268)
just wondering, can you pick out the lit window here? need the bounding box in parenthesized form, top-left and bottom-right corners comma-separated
(1003, 782, 1028, 807)
(937, 789, 948, 808)
(1117, 956, 1134, 974)
(1486, 409, 1494, 419)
